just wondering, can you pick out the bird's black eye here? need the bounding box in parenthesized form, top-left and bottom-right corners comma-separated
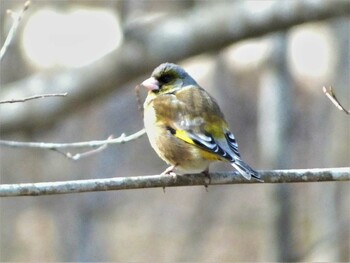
(158, 74, 173, 84)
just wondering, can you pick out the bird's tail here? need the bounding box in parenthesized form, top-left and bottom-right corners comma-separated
(231, 159, 263, 182)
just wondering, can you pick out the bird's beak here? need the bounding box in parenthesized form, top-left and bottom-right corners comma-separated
(141, 77, 159, 91)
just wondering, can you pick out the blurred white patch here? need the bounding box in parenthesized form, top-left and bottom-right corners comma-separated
(21, 8, 122, 68)
(227, 38, 271, 71)
(288, 23, 336, 87)
(243, 0, 276, 14)
(183, 55, 215, 81)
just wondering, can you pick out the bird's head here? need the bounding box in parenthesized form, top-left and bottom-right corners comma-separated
(141, 63, 197, 94)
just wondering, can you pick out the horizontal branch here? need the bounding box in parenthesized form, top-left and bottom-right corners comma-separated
(0, 129, 145, 149)
(0, 167, 348, 197)
(1, 0, 349, 134)
(0, 92, 67, 104)
(0, 129, 146, 160)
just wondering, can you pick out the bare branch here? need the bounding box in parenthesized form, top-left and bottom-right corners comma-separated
(50, 135, 113, 160)
(0, 167, 348, 197)
(2, 0, 349, 134)
(0, 129, 146, 150)
(135, 85, 144, 117)
(0, 0, 31, 61)
(323, 86, 350, 115)
(0, 92, 68, 104)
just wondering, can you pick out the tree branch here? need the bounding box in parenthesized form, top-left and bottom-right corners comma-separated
(0, 129, 146, 159)
(323, 86, 350, 115)
(0, 92, 67, 104)
(1, 0, 349, 134)
(0, 129, 145, 149)
(0, 0, 30, 61)
(0, 167, 348, 197)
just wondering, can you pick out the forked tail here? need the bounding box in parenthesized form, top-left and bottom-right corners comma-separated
(231, 159, 263, 182)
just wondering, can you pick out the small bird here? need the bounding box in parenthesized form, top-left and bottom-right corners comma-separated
(141, 62, 262, 182)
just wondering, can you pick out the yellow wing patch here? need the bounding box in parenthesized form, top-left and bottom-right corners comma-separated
(173, 129, 222, 161)
(173, 129, 196, 145)
(200, 150, 223, 161)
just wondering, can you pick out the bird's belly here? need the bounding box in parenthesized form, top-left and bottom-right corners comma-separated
(160, 131, 211, 173)
(145, 122, 211, 174)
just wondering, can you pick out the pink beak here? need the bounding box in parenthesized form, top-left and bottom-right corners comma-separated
(141, 77, 159, 91)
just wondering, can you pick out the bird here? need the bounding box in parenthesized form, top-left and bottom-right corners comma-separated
(141, 62, 262, 182)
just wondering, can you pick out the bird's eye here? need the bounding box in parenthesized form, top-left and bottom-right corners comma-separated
(158, 74, 172, 84)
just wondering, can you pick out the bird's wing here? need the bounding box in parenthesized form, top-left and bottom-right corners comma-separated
(167, 86, 240, 161)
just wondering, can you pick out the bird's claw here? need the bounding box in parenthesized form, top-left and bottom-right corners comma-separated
(161, 165, 177, 192)
(203, 169, 211, 191)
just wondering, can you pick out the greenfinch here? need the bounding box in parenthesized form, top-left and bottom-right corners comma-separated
(141, 62, 261, 181)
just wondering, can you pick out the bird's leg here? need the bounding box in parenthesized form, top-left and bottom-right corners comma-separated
(161, 165, 177, 176)
(161, 165, 177, 192)
(202, 168, 211, 191)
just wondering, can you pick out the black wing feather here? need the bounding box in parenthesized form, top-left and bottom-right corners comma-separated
(187, 131, 234, 162)
(225, 132, 241, 157)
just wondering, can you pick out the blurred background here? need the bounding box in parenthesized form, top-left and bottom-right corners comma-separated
(0, 0, 349, 261)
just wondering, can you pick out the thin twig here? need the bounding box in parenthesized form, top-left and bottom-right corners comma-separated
(135, 85, 144, 117)
(0, 167, 348, 197)
(0, 129, 146, 149)
(50, 135, 113, 160)
(323, 86, 350, 115)
(0, 92, 68, 104)
(0, 0, 31, 61)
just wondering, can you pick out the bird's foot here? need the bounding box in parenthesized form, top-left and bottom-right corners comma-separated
(203, 169, 211, 191)
(161, 165, 177, 192)
(161, 165, 177, 177)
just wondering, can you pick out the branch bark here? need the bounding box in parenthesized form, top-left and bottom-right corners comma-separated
(0, 92, 67, 104)
(0, 167, 349, 197)
(0, 129, 145, 149)
(1, 0, 349, 134)
(323, 86, 350, 115)
(0, 0, 30, 61)
(0, 129, 146, 160)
